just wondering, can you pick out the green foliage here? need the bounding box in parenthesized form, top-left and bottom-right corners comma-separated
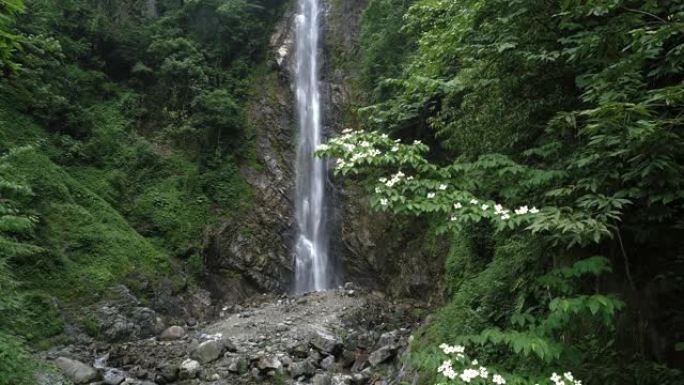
(326, 0, 684, 382)
(0, 0, 24, 72)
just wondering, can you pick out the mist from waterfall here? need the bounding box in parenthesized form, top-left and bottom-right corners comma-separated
(293, 0, 332, 293)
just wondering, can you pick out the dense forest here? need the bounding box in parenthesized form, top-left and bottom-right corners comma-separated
(1, 0, 683, 385)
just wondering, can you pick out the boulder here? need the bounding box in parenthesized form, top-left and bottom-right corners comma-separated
(159, 326, 185, 341)
(227, 356, 247, 374)
(156, 362, 178, 383)
(368, 345, 396, 366)
(331, 374, 353, 385)
(179, 359, 201, 380)
(320, 355, 335, 370)
(103, 368, 126, 385)
(310, 329, 342, 355)
(312, 373, 332, 385)
(257, 355, 282, 371)
(190, 340, 223, 364)
(289, 359, 316, 378)
(54, 357, 100, 384)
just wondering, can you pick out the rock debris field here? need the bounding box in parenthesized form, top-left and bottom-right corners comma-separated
(43, 286, 428, 385)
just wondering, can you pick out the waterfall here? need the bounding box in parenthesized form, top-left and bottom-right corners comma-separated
(294, 0, 332, 293)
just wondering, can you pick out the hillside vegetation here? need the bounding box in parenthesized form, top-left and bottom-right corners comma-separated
(0, 0, 283, 382)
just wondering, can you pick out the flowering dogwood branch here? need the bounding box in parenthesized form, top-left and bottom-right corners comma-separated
(435, 344, 583, 385)
(316, 129, 614, 245)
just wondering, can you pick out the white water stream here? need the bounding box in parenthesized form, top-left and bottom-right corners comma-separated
(293, 0, 332, 293)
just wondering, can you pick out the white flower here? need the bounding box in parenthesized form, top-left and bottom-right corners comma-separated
(501, 213, 510, 220)
(469, 198, 479, 204)
(375, 187, 381, 194)
(492, 374, 506, 385)
(471, 360, 478, 365)
(481, 204, 489, 211)
(380, 198, 388, 206)
(551, 373, 562, 385)
(479, 367, 488, 378)
(564, 372, 574, 382)
(438, 184, 447, 190)
(394, 138, 401, 143)
(342, 128, 353, 134)
(427, 192, 436, 199)
(494, 204, 503, 213)
(379, 177, 388, 183)
(459, 368, 479, 383)
(360, 141, 371, 148)
(391, 146, 399, 152)
(381, 133, 389, 139)
(454, 202, 462, 209)
(530, 206, 540, 214)
(455, 353, 465, 360)
(317, 144, 329, 151)
(413, 140, 422, 145)
(407, 176, 414, 181)
(515, 205, 529, 215)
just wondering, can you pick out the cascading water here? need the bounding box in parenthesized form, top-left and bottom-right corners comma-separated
(294, 0, 332, 293)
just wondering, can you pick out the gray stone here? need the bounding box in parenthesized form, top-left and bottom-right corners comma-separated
(257, 355, 282, 371)
(221, 337, 238, 352)
(159, 326, 185, 341)
(103, 369, 126, 385)
(178, 359, 201, 380)
(289, 359, 316, 378)
(312, 373, 332, 385)
(227, 356, 247, 374)
(331, 374, 352, 385)
(351, 372, 369, 385)
(190, 340, 223, 363)
(54, 357, 100, 384)
(121, 380, 156, 385)
(320, 355, 335, 370)
(157, 362, 178, 382)
(310, 329, 342, 354)
(368, 345, 396, 366)
(376, 331, 399, 348)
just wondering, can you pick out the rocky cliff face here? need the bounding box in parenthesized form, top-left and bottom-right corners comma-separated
(204, 7, 298, 301)
(206, 0, 447, 303)
(321, 0, 449, 300)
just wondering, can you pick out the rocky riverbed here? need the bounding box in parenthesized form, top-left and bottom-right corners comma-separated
(41, 285, 428, 385)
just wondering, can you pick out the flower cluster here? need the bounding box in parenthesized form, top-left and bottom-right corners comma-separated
(437, 344, 504, 384)
(436, 343, 582, 385)
(550, 372, 581, 385)
(446, 197, 540, 223)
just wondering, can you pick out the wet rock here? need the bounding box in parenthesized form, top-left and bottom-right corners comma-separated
(103, 368, 126, 385)
(54, 357, 100, 384)
(179, 359, 200, 379)
(158, 326, 185, 341)
(368, 345, 396, 366)
(320, 355, 335, 370)
(190, 340, 223, 363)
